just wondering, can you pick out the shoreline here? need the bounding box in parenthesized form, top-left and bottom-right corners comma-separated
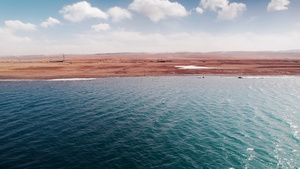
(1, 52, 300, 79)
(1, 74, 300, 82)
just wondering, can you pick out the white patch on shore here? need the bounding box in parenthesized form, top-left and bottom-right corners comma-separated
(47, 78, 96, 81)
(241, 76, 299, 79)
(175, 65, 215, 69)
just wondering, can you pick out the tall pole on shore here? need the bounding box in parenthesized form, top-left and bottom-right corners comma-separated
(144, 61, 146, 76)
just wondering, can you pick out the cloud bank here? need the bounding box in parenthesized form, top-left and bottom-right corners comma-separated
(60, 1, 108, 22)
(129, 0, 188, 22)
(6, 29, 299, 56)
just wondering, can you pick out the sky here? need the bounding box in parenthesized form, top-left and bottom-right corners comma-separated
(0, 0, 300, 56)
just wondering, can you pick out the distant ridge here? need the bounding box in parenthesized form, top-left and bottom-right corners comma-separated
(1, 50, 300, 58)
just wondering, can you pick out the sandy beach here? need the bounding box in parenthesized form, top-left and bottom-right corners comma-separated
(1, 52, 300, 79)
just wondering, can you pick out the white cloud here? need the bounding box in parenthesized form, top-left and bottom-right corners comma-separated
(5, 20, 36, 31)
(129, 0, 188, 22)
(196, 7, 204, 14)
(91, 23, 110, 32)
(201, 0, 228, 11)
(59, 1, 108, 22)
(41, 17, 61, 28)
(267, 0, 290, 11)
(200, 0, 246, 20)
(218, 3, 246, 20)
(108, 7, 132, 22)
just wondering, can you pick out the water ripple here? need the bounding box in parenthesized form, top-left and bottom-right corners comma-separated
(0, 76, 300, 168)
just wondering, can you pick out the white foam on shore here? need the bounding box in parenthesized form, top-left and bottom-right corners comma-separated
(240, 76, 300, 79)
(239, 76, 265, 79)
(175, 65, 216, 69)
(47, 78, 96, 81)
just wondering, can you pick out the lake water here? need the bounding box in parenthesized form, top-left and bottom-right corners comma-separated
(0, 76, 299, 168)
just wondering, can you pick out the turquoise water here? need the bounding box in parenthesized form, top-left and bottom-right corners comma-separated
(0, 76, 299, 168)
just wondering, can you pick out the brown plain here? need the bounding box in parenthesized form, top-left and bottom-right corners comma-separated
(1, 52, 300, 79)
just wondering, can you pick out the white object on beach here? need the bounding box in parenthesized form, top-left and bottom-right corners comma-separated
(47, 78, 96, 81)
(175, 65, 215, 69)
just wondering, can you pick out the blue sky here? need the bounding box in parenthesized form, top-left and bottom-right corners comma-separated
(0, 0, 299, 56)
